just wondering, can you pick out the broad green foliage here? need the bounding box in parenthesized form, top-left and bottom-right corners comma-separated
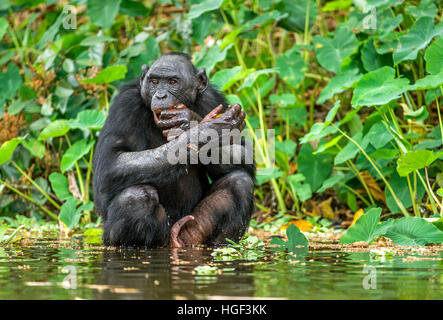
(0, 0, 442, 241)
(313, 26, 358, 73)
(351, 67, 410, 107)
(340, 208, 382, 244)
(341, 208, 443, 245)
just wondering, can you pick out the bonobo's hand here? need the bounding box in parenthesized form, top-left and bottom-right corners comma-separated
(155, 104, 202, 140)
(199, 103, 246, 136)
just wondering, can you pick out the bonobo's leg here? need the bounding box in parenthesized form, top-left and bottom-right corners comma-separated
(103, 185, 169, 247)
(176, 170, 254, 246)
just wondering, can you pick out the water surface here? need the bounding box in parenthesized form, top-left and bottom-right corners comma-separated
(0, 239, 441, 299)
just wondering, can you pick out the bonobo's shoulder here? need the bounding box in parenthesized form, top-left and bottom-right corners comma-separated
(110, 79, 143, 109)
(118, 78, 140, 93)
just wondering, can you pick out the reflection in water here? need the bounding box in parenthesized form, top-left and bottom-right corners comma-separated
(0, 239, 441, 299)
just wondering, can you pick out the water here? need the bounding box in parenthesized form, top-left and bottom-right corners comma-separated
(0, 239, 442, 299)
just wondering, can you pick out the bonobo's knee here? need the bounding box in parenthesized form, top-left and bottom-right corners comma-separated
(117, 185, 159, 212)
(216, 171, 254, 199)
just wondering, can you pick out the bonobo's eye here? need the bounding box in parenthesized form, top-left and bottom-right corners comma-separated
(168, 78, 178, 86)
(150, 78, 159, 86)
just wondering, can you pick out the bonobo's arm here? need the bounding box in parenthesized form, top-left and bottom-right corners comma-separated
(100, 131, 191, 194)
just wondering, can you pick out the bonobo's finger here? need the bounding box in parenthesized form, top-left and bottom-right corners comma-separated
(239, 120, 246, 131)
(224, 103, 241, 118)
(170, 215, 195, 248)
(175, 104, 187, 110)
(201, 104, 223, 122)
(159, 109, 187, 120)
(157, 118, 186, 130)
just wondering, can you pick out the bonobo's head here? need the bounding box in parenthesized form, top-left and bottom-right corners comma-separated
(139, 53, 209, 117)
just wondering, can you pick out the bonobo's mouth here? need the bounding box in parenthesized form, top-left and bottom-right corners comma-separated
(152, 104, 178, 124)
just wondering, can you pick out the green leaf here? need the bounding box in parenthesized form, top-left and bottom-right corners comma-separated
(238, 68, 278, 90)
(38, 120, 70, 140)
(393, 17, 443, 65)
(317, 68, 362, 103)
(0, 138, 23, 166)
(22, 138, 45, 159)
(275, 139, 297, 158)
(299, 122, 337, 144)
(49, 172, 72, 201)
(210, 66, 242, 91)
(270, 94, 296, 107)
(68, 110, 107, 130)
(366, 122, 393, 149)
(87, 0, 121, 29)
(351, 67, 410, 107)
(424, 36, 443, 75)
(80, 35, 116, 46)
(370, 148, 398, 160)
(334, 132, 369, 165)
(384, 217, 443, 246)
(80, 65, 127, 84)
(0, 17, 9, 40)
(61, 139, 95, 173)
(194, 44, 232, 74)
(276, 47, 305, 89)
(59, 198, 78, 230)
(313, 26, 358, 73)
(385, 171, 425, 214)
(287, 174, 312, 202)
(410, 72, 443, 90)
(188, 0, 223, 19)
(361, 39, 392, 72)
(324, 100, 341, 126)
(255, 168, 284, 186)
(396, 150, 438, 177)
(405, 0, 437, 20)
(59, 199, 93, 230)
(340, 208, 382, 244)
(0, 63, 22, 101)
(119, 0, 149, 16)
(279, 0, 317, 32)
(286, 224, 308, 248)
(298, 143, 332, 192)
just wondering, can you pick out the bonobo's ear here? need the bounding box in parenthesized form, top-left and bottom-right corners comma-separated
(139, 64, 149, 87)
(196, 68, 208, 93)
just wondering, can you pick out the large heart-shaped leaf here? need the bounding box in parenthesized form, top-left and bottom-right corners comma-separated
(68, 110, 107, 130)
(38, 120, 70, 140)
(276, 47, 306, 89)
(188, 0, 223, 19)
(396, 150, 439, 177)
(384, 217, 443, 246)
(87, 0, 121, 29)
(317, 68, 362, 103)
(393, 17, 443, 65)
(297, 143, 332, 191)
(351, 67, 410, 107)
(0, 63, 22, 101)
(0, 137, 23, 166)
(340, 208, 382, 244)
(61, 139, 95, 173)
(313, 26, 358, 73)
(49, 172, 72, 201)
(424, 36, 443, 75)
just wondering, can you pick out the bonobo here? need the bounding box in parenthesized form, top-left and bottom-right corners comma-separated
(93, 52, 255, 247)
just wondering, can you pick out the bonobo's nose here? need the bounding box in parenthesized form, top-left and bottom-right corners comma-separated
(155, 91, 167, 99)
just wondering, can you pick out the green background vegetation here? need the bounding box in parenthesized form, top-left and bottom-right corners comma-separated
(0, 0, 443, 245)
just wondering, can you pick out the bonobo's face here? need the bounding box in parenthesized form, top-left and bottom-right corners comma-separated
(140, 54, 208, 119)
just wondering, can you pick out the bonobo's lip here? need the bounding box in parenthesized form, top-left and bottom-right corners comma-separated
(152, 104, 177, 123)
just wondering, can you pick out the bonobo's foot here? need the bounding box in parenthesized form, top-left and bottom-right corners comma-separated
(170, 215, 195, 247)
